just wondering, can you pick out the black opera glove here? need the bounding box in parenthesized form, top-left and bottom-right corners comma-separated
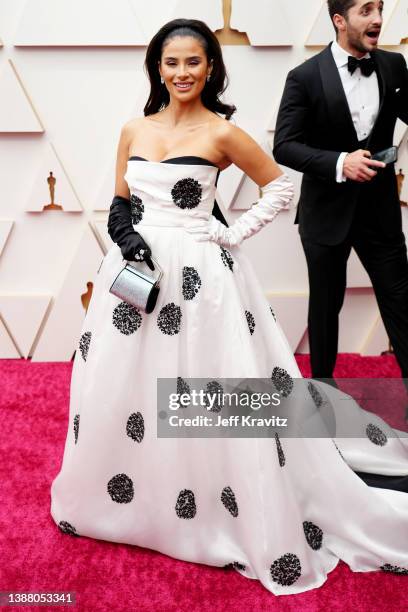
(107, 195, 155, 271)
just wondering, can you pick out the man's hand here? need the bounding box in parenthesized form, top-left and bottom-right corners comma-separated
(343, 149, 386, 182)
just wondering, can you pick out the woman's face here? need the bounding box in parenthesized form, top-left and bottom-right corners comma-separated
(158, 35, 212, 102)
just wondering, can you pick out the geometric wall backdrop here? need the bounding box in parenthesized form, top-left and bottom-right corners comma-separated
(0, 60, 43, 132)
(266, 293, 309, 352)
(24, 141, 83, 212)
(379, 0, 408, 45)
(0, 294, 51, 357)
(0, 0, 407, 360)
(361, 316, 390, 356)
(14, 0, 146, 46)
(0, 315, 20, 358)
(93, 220, 113, 253)
(31, 225, 104, 361)
(229, 0, 293, 45)
(0, 221, 13, 257)
(131, 0, 223, 40)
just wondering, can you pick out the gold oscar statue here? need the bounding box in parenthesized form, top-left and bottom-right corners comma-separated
(214, 0, 250, 45)
(81, 282, 94, 313)
(397, 168, 407, 207)
(43, 171, 63, 210)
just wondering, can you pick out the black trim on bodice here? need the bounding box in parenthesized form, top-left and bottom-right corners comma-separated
(129, 155, 218, 167)
(128, 155, 221, 187)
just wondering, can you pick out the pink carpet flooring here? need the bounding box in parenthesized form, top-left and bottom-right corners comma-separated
(1, 354, 407, 611)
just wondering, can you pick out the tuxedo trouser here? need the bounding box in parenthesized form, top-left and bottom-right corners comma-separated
(300, 206, 408, 381)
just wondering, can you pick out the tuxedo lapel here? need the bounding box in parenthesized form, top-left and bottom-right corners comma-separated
(317, 44, 358, 146)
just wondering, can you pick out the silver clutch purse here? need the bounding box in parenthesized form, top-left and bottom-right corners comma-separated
(109, 257, 163, 314)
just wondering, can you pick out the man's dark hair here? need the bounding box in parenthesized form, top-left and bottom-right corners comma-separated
(327, 0, 357, 34)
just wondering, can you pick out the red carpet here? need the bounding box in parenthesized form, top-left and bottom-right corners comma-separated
(1, 355, 406, 611)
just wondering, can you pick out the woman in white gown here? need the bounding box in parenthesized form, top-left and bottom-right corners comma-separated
(50, 19, 408, 596)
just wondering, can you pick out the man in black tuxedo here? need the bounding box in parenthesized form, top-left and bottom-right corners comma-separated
(273, 0, 408, 387)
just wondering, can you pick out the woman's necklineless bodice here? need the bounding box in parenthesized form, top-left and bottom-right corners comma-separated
(128, 155, 220, 170)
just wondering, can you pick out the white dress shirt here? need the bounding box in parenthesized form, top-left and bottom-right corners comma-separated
(331, 40, 380, 182)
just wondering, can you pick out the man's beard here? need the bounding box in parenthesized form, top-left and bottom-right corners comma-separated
(346, 23, 374, 54)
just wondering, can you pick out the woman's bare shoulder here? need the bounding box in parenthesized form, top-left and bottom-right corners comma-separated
(210, 115, 242, 148)
(122, 116, 150, 136)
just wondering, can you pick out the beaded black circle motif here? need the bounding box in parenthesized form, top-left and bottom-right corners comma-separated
(221, 486, 239, 517)
(271, 367, 294, 397)
(182, 266, 201, 300)
(275, 432, 286, 467)
(245, 310, 255, 335)
(79, 331, 91, 361)
(220, 246, 234, 272)
(303, 521, 323, 550)
(58, 521, 80, 537)
(175, 489, 196, 519)
(224, 562, 247, 571)
(177, 377, 191, 407)
(270, 306, 277, 321)
(73, 414, 80, 444)
(157, 302, 182, 335)
(107, 473, 134, 503)
(171, 178, 202, 209)
(130, 194, 144, 225)
(204, 380, 223, 413)
(126, 412, 145, 443)
(366, 423, 388, 446)
(270, 553, 302, 586)
(112, 302, 142, 335)
(307, 382, 323, 408)
(380, 564, 408, 575)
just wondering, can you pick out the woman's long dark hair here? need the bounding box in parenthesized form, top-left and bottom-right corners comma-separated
(143, 19, 236, 120)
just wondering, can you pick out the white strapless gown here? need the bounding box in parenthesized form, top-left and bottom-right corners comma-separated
(50, 156, 408, 596)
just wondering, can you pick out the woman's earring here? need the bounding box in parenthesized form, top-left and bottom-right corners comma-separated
(207, 74, 211, 82)
(160, 76, 164, 84)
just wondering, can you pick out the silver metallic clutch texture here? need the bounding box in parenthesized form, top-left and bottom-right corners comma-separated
(109, 257, 163, 314)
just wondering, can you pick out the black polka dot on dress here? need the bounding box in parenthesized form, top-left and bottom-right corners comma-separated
(107, 473, 134, 503)
(271, 367, 294, 397)
(275, 432, 286, 467)
(307, 382, 323, 408)
(126, 412, 145, 443)
(73, 414, 80, 444)
(380, 563, 408, 575)
(221, 486, 239, 517)
(204, 380, 223, 413)
(58, 521, 79, 536)
(270, 305, 276, 321)
(220, 246, 234, 272)
(245, 310, 255, 335)
(171, 178, 202, 209)
(79, 331, 91, 361)
(130, 194, 144, 224)
(182, 266, 201, 300)
(177, 377, 191, 407)
(303, 521, 323, 550)
(270, 553, 302, 586)
(112, 302, 142, 335)
(366, 423, 388, 446)
(175, 489, 197, 519)
(157, 303, 182, 335)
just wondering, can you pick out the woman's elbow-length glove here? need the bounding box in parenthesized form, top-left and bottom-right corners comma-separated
(107, 195, 154, 270)
(187, 173, 294, 248)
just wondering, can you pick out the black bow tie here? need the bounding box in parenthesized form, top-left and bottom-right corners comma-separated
(347, 55, 375, 77)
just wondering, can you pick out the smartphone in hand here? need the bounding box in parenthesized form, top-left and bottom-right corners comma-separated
(370, 146, 398, 165)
